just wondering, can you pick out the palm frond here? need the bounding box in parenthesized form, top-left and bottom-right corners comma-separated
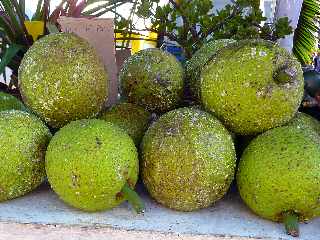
(293, 0, 320, 65)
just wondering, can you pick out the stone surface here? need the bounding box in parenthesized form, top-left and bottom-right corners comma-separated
(0, 183, 319, 240)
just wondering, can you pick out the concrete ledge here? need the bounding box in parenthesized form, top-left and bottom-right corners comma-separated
(0, 183, 319, 240)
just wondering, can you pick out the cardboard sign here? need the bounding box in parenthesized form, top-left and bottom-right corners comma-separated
(58, 17, 118, 106)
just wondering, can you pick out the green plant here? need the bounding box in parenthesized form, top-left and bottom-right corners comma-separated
(112, 0, 293, 59)
(293, 0, 320, 65)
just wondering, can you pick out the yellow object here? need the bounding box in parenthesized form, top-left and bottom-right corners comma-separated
(116, 32, 158, 54)
(24, 21, 45, 41)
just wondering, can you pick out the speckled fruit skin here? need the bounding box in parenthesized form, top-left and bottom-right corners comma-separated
(19, 33, 108, 128)
(237, 126, 320, 222)
(0, 110, 52, 202)
(120, 48, 184, 113)
(141, 107, 236, 211)
(201, 40, 304, 135)
(185, 39, 236, 101)
(0, 92, 27, 112)
(287, 112, 320, 134)
(45, 119, 139, 212)
(99, 102, 151, 146)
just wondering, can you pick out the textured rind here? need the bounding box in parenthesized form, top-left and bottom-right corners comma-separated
(19, 33, 108, 128)
(201, 40, 304, 135)
(0, 110, 52, 202)
(45, 119, 139, 212)
(141, 107, 236, 211)
(99, 102, 151, 146)
(287, 112, 320, 134)
(237, 126, 320, 222)
(0, 92, 27, 112)
(119, 48, 184, 113)
(185, 39, 236, 101)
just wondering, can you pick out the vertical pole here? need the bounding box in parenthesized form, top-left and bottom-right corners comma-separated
(274, 0, 304, 52)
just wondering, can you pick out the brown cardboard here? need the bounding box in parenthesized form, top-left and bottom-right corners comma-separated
(58, 17, 118, 106)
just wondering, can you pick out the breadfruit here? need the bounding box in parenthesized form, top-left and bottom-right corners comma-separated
(237, 126, 320, 237)
(201, 40, 304, 135)
(185, 39, 236, 101)
(0, 110, 52, 202)
(141, 107, 236, 211)
(0, 92, 27, 112)
(45, 119, 144, 212)
(99, 102, 151, 146)
(120, 48, 184, 113)
(287, 111, 320, 134)
(19, 33, 108, 128)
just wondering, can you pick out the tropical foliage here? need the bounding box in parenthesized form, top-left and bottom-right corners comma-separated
(293, 0, 320, 65)
(114, 0, 292, 58)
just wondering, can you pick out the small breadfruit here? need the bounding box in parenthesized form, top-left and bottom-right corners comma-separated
(287, 112, 320, 134)
(45, 119, 144, 213)
(19, 33, 108, 128)
(0, 110, 52, 202)
(0, 92, 27, 112)
(185, 39, 236, 101)
(141, 107, 236, 211)
(120, 48, 184, 113)
(237, 126, 320, 237)
(201, 40, 304, 135)
(99, 102, 151, 146)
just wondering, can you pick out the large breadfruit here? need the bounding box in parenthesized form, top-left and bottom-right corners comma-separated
(45, 119, 143, 212)
(0, 92, 27, 112)
(237, 126, 320, 237)
(0, 110, 52, 201)
(201, 40, 304, 135)
(141, 107, 236, 211)
(185, 39, 236, 101)
(99, 102, 151, 146)
(120, 48, 184, 113)
(19, 33, 108, 128)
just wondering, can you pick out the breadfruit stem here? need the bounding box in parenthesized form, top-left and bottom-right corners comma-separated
(283, 211, 299, 237)
(121, 183, 145, 214)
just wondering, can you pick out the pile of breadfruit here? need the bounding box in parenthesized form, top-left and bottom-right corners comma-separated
(1, 32, 319, 238)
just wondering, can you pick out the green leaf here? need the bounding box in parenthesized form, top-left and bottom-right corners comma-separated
(47, 22, 59, 33)
(32, 0, 43, 20)
(0, 43, 24, 75)
(293, 0, 320, 65)
(0, 0, 24, 36)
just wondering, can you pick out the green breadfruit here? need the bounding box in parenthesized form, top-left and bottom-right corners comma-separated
(0, 92, 27, 112)
(120, 48, 184, 113)
(0, 110, 52, 202)
(141, 107, 236, 211)
(19, 33, 108, 128)
(237, 126, 320, 237)
(45, 119, 143, 212)
(99, 102, 151, 146)
(287, 112, 320, 134)
(185, 39, 236, 101)
(201, 40, 304, 135)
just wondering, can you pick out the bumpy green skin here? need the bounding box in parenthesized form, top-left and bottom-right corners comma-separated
(0, 92, 27, 112)
(0, 110, 52, 202)
(201, 40, 304, 135)
(45, 119, 139, 212)
(141, 107, 236, 211)
(237, 126, 320, 222)
(185, 39, 236, 101)
(19, 33, 108, 128)
(120, 48, 184, 113)
(99, 102, 151, 146)
(287, 112, 320, 134)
